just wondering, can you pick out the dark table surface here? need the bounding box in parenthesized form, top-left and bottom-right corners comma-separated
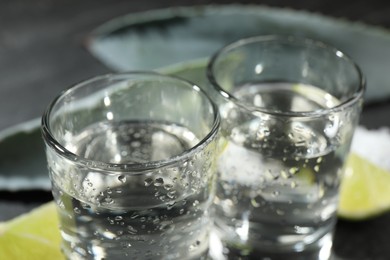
(1, 0, 390, 259)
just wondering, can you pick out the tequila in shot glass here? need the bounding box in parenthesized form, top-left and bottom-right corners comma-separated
(207, 36, 364, 259)
(42, 72, 220, 259)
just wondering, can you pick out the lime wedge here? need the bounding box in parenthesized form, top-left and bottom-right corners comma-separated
(338, 153, 390, 220)
(0, 202, 64, 260)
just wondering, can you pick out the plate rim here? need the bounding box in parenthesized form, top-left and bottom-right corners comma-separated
(89, 4, 390, 40)
(0, 118, 41, 142)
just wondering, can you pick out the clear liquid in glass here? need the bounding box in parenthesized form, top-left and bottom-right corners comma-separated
(212, 83, 344, 259)
(49, 121, 212, 260)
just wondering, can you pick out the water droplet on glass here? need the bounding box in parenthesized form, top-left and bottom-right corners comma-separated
(130, 213, 139, 219)
(57, 201, 65, 209)
(167, 191, 176, 199)
(251, 198, 261, 208)
(164, 184, 173, 190)
(127, 225, 137, 234)
(167, 201, 176, 210)
(144, 178, 153, 187)
(118, 175, 126, 183)
(280, 170, 289, 179)
(189, 240, 201, 251)
(104, 197, 114, 204)
(121, 242, 132, 248)
(289, 167, 299, 175)
(154, 178, 164, 186)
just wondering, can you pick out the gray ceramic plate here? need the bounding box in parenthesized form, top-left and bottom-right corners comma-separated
(87, 5, 390, 103)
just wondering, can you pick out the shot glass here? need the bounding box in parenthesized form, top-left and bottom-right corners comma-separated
(207, 36, 364, 259)
(41, 72, 220, 259)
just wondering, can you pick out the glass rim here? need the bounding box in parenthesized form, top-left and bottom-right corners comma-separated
(207, 35, 365, 118)
(41, 71, 220, 172)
